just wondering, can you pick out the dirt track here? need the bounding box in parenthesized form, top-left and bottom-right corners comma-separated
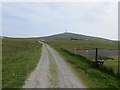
(23, 43, 86, 88)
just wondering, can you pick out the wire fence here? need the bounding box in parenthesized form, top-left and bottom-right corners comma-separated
(75, 49, 118, 60)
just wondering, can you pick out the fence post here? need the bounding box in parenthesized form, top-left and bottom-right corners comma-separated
(118, 56, 120, 77)
(95, 48, 98, 62)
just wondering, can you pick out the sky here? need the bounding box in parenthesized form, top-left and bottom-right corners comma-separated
(1, 2, 118, 40)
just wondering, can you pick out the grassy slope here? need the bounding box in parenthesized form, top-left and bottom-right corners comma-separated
(45, 39, 119, 88)
(45, 39, 118, 50)
(2, 38, 42, 88)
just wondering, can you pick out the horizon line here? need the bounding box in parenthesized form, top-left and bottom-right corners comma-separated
(1, 32, 118, 41)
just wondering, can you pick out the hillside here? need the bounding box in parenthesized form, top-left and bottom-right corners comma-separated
(41, 32, 115, 42)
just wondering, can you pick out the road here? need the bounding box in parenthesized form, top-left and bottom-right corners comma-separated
(23, 43, 86, 88)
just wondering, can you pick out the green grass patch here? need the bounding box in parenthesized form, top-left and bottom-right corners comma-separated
(47, 47, 58, 88)
(2, 38, 42, 88)
(104, 60, 118, 74)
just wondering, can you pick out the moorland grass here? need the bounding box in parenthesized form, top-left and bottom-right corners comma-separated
(45, 39, 118, 50)
(2, 38, 42, 88)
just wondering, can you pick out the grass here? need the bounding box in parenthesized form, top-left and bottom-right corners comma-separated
(2, 38, 42, 88)
(104, 60, 118, 74)
(45, 39, 118, 50)
(47, 47, 57, 88)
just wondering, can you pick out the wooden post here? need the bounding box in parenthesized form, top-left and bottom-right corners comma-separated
(118, 51, 120, 76)
(95, 48, 98, 62)
(118, 56, 120, 76)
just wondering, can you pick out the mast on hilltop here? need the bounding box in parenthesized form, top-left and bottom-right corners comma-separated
(66, 28, 68, 33)
(65, 25, 68, 33)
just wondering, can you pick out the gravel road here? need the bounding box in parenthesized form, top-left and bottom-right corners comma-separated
(23, 43, 86, 88)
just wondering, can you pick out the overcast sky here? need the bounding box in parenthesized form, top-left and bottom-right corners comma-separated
(2, 2, 118, 40)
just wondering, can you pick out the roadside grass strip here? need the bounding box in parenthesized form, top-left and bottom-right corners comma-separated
(46, 45, 58, 88)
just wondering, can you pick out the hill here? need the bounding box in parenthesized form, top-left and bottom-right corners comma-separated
(41, 32, 116, 42)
